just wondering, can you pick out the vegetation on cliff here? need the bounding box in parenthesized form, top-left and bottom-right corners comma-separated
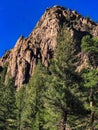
(0, 23, 98, 130)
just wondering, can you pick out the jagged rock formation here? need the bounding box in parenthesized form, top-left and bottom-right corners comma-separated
(0, 6, 98, 87)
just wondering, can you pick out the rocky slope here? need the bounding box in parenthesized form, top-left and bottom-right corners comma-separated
(0, 6, 98, 87)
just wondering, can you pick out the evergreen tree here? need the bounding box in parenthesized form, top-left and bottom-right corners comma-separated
(81, 35, 98, 67)
(81, 35, 98, 130)
(0, 71, 17, 130)
(17, 62, 47, 130)
(45, 28, 85, 130)
(0, 66, 7, 130)
(16, 86, 26, 130)
(4, 76, 17, 130)
(0, 81, 6, 130)
(82, 69, 98, 130)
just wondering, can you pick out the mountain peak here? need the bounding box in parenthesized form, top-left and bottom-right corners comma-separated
(0, 6, 98, 88)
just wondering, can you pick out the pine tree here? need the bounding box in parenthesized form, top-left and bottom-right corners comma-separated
(81, 35, 98, 130)
(0, 81, 6, 130)
(29, 62, 47, 130)
(82, 69, 98, 130)
(17, 62, 47, 130)
(4, 76, 17, 130)
(0, 72, 17, 130)
(45, 27, 85, 130)
(0, 66, 7, 129)
(16, 86, 26, 130)
(81, 35, 98, 67)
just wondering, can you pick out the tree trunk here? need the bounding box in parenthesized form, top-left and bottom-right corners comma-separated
(90, 88, 95, 130)
(18, 108, 22, 130)
(90, 112, 95, 130)
(60, 112, 67, 130)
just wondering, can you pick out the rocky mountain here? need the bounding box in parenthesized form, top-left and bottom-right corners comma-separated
(0, 5, 98, 88)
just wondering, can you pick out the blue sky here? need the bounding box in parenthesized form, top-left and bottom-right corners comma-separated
(0, 0, 98, 57)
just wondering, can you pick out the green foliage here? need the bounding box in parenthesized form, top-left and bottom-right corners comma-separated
(81, 35, 98, 67)
(44, 27, 87, 130)
(1, 25, 98, 130)
(16, 62, 48, 130)
(55, 27, 75, 67)
(81, 35, 98, 54)
(82, 69, 98, 88)
(16, 86, 26, 130)
(82, 68, 98, 129)
(0, 75, 17, 130)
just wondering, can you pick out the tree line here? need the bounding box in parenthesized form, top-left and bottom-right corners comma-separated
(0, 27, 98, 130)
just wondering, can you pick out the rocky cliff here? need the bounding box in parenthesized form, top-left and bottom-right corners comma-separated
(0, 6, 98, 87)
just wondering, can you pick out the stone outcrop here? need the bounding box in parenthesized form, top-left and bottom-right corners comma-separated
(0, 6, 98, 87)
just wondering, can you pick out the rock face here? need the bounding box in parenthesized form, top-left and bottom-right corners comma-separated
(0, 6, 98, 87)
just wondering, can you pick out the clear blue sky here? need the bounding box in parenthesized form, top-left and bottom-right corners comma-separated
(0, 0, 98, 57)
